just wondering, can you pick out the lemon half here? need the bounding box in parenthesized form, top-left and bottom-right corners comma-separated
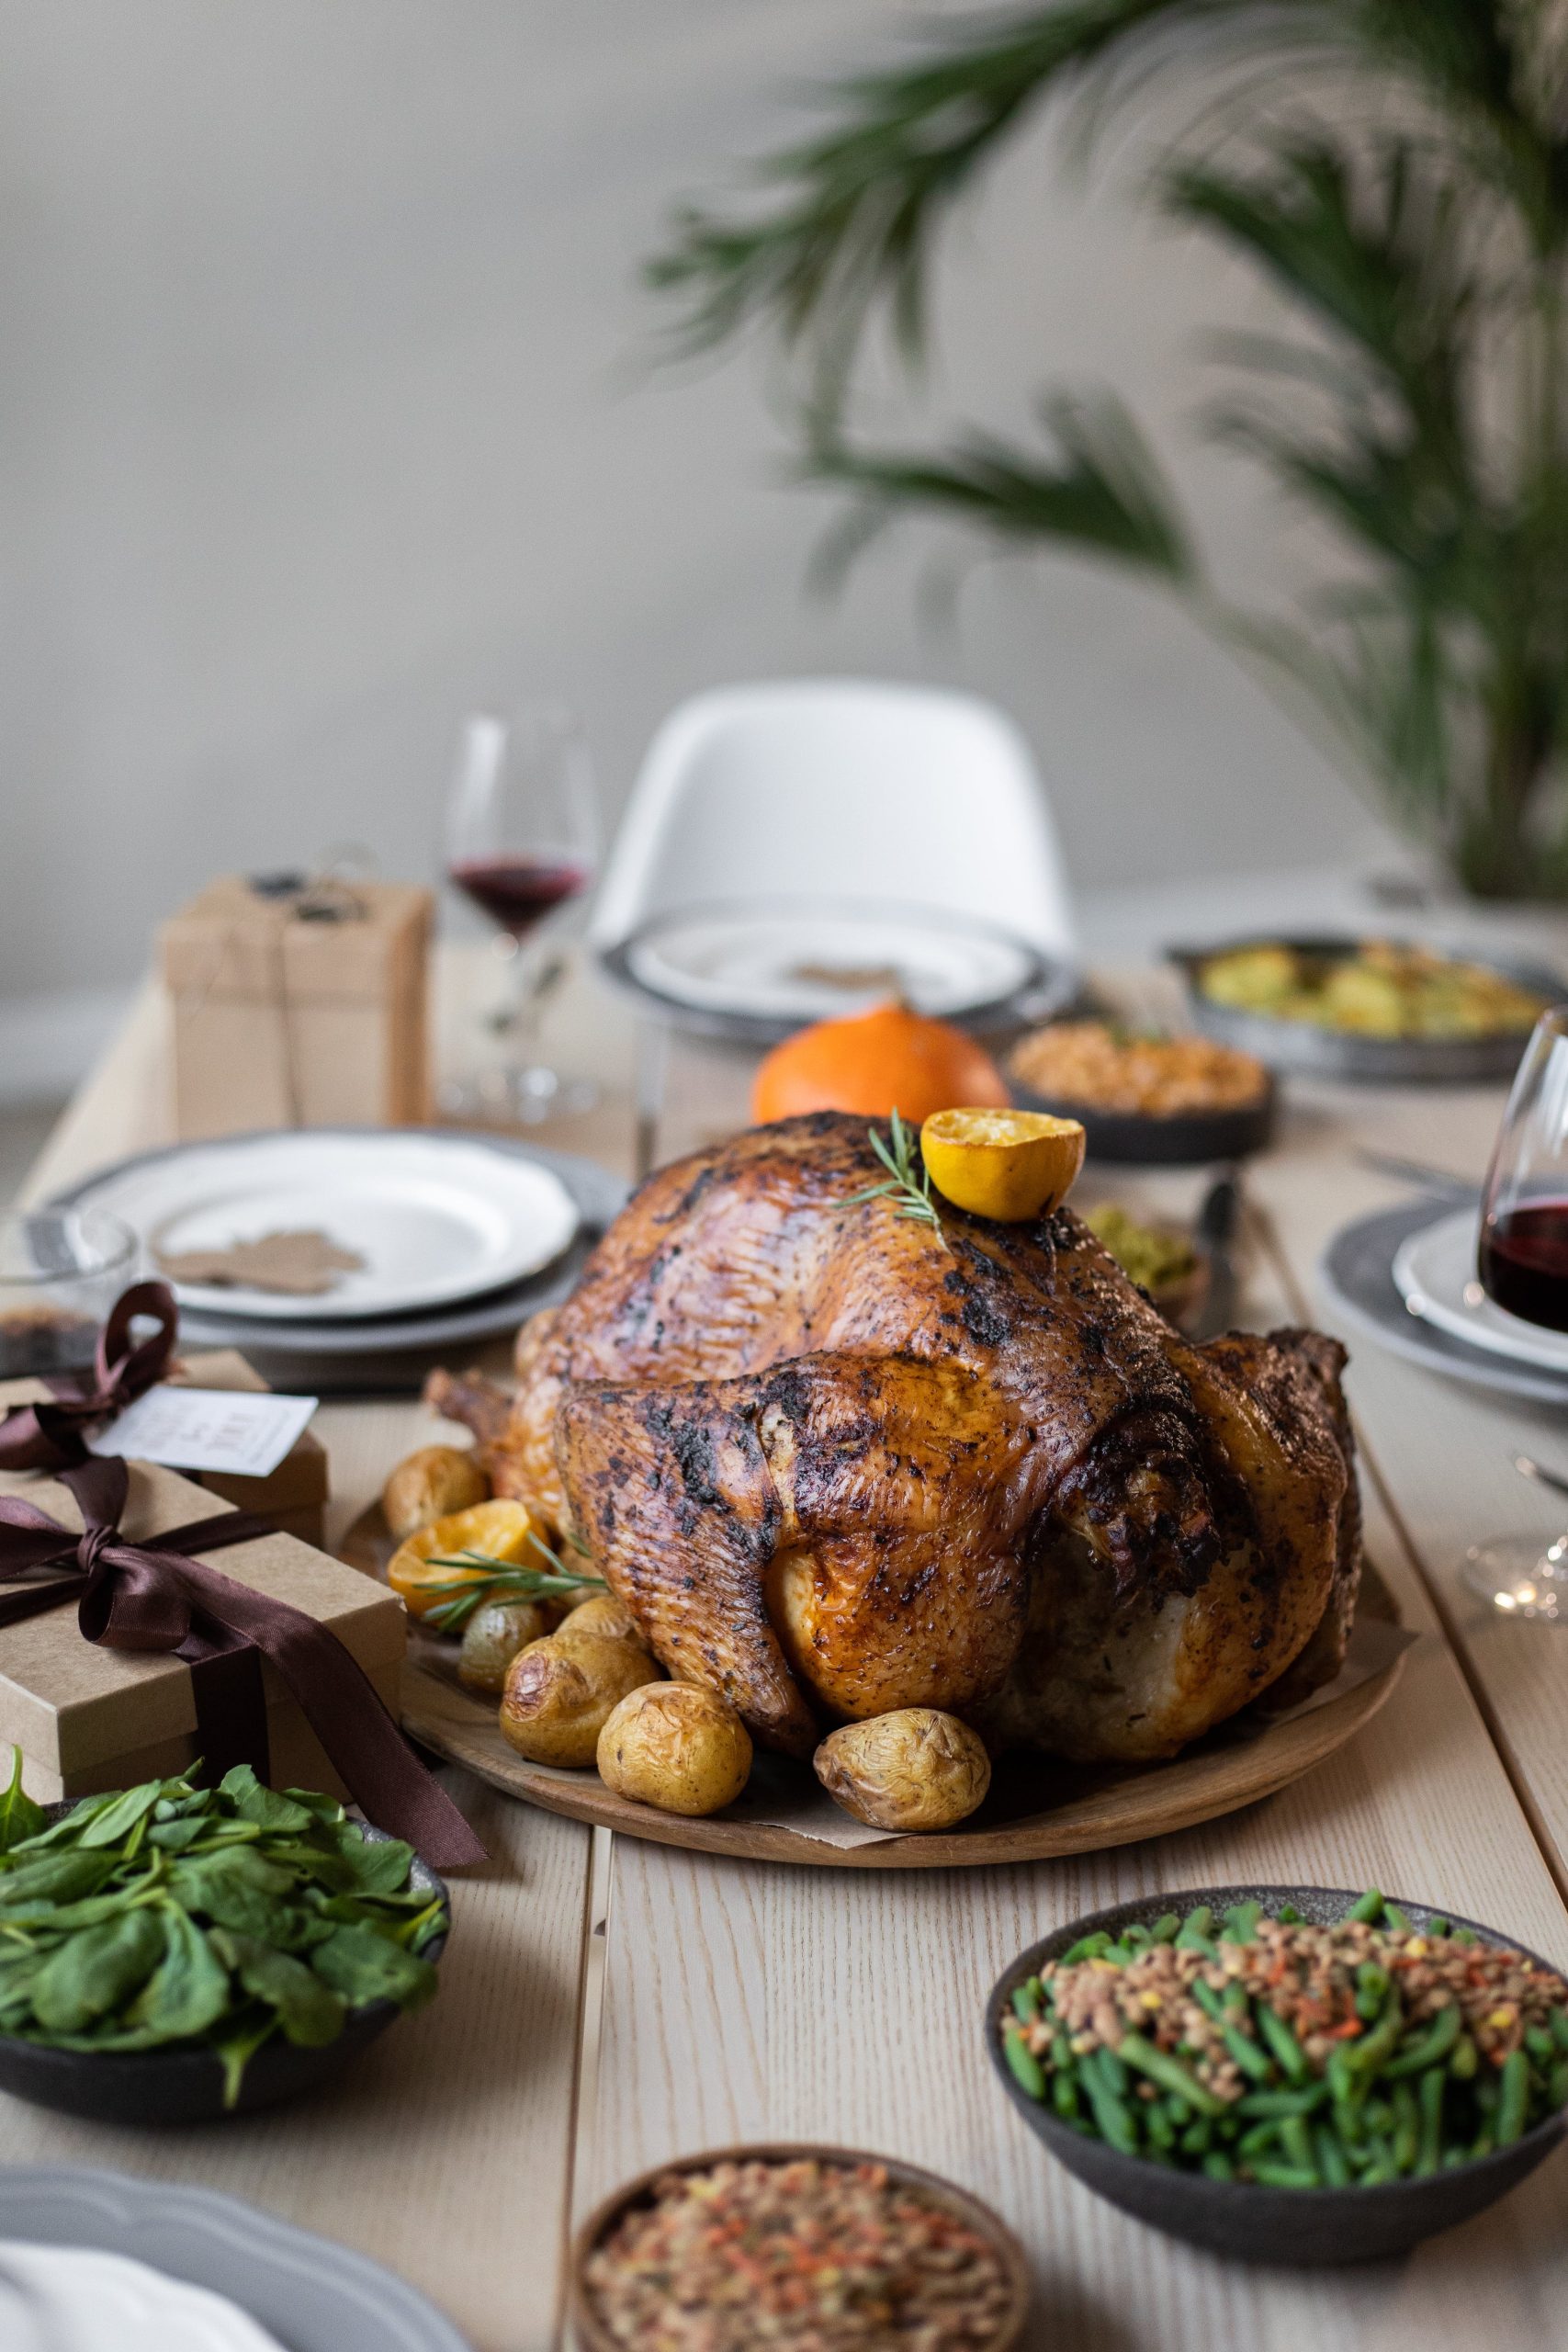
(388, 1497, 541, 1620)
(919, 1107, 1086, 1222)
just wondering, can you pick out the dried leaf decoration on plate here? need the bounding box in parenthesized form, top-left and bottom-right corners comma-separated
(157, 1229, 367, 1295)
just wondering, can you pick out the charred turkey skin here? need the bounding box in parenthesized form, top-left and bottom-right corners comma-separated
(428, 1113, 1359, 1761)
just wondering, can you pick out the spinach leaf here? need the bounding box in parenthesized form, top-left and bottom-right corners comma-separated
(0, 1792, 118, 1855)
(0, 1852, 118, 1910)
(217, 1767, 313, 1836)
(330, 1827, 415, 1894)
(78, 1781, 163, 1849)
(125, 1905, 231, 2039)
(210, 1930, 345, 2048)
(0, 1748, 44, 1855)
(169, 1858, 310, 1950)
(212, 2007, 280, 2109)
(147, 1818, 213, 1853)
(281, 1788, 345, 1826)
(311, 1924, 438, 2011)
(28, 1907, 165, 2034)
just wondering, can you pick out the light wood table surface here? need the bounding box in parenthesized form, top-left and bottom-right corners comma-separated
(9, 910, 1568, 2351)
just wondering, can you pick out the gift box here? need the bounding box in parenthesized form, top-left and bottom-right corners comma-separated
(167, 1349, 329, 1548)
(159, 873, 432, 1138)
(0, 1451, 405, 1804)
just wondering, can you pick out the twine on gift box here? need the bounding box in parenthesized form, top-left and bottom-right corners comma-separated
(0, 1282, 486, 1868)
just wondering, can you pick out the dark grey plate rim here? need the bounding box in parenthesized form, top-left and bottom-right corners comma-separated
(1319, 1196, 1568, 1407)
(0, 1814, 449, 2085)
(986, 1882, 1568, 2205)
(47, 1127, 628, 1357)
(599, 893, 1077, 1044)
(0, 2164, 469, 2350)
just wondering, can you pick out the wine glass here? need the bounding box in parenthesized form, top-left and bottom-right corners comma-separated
(442, 705, 600, 1124)
(1462, 1003, 1568, 1619)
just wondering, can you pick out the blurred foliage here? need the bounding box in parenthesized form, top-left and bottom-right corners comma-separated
(649, 0, 1568, 899)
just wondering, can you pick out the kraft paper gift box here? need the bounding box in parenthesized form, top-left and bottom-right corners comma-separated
(0, 1451, 405, 1805)
(159, 873, 432, 1138)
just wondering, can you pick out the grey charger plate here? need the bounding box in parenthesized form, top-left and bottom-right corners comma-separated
(1320, 1196, 1568, 1408)
(0, 2165, 468, 2350)
(49, 1131, 628, 1390)
(1170, 935, 1562, 1084)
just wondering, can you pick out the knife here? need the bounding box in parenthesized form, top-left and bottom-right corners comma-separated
(1189, 1170, 1242, 1341)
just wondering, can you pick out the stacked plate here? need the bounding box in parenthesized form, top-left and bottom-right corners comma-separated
(51, 1129, 626, 1390)
(1320, 1195, 1568, 1407)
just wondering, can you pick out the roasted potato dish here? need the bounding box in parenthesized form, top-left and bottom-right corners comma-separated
(597, 1682, 752, 1816)
(814, 1709, 991, 1833)
(382, 1444, 490, 1542)
(553, 1592, 645, 1650)
(457, 1596, 556, 1693)
(499, 1634, 661, 1769)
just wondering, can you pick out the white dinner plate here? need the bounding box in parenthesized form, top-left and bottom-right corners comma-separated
(73, 1130, 580, 1322)
(622, 899, 1043, 1023)
(1392, 1204, 1568, 1373)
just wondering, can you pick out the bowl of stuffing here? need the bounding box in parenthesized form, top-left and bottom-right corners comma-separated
(1007, 1021, 1275, 1164)
(571, 2143, 1031, 2351)
(988, 1884, 1568, 2264)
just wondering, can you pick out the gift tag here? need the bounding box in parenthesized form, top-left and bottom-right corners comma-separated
(85, 1385, 319, 1479)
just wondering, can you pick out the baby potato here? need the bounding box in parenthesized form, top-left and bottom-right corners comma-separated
(814, 1709, 991, 1833)
(553, 1592, 646, 1651)
(382, 1445, 490, 1542)
(457, 1597, 555, 1693)
(499, 1634, 660, 1770)
(597, 1683, 752, 1817)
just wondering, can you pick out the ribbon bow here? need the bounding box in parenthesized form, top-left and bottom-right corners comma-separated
(0, 1284, 483, 1868)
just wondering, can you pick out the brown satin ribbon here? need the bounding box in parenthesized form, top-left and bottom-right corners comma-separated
(0, 1284, 484, 1868)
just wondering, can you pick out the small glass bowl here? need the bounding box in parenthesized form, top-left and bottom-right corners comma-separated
(0, 1209, 139, 1378)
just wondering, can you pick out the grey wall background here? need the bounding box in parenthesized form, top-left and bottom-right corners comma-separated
(0, 0, 1393, 1087)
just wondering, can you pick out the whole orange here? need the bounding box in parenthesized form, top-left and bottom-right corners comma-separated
(751, 1001, 1009, 1126)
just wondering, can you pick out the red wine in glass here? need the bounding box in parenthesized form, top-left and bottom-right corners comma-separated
(1478, 1199, 1568, 1331)
(447, 855, 591, 941)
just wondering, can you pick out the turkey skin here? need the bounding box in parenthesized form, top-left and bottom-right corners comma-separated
(429, 1113, 1359, 1762)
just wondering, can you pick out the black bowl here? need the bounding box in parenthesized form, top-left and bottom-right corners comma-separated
(987, 1883, 1568, 2266)
(1007, 1075, 1276, 1166)
(0, 1814, 449, 2127)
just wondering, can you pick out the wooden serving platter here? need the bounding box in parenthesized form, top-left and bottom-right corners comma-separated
(343, 1503, 1408, 1871)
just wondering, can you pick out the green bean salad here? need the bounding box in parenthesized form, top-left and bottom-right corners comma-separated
(1001, 1893, 1568, 2188)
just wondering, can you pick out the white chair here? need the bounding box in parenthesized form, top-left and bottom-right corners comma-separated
(591, 680, 1077, 962)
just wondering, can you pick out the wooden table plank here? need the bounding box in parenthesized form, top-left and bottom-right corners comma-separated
(570, 1032, 1568, 2352)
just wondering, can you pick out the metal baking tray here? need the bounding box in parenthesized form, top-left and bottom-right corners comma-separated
(1168, 934, 1564, 1085)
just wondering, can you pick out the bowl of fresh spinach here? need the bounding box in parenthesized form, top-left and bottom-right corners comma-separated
(0, 1754, 450, 2125)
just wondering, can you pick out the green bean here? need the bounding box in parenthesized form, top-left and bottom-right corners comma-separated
(1359, 2159, 1397, 2186)
(1117, 2030, 1227, 2118)
(1277, 1903, 1303, 1925)
(1363, 2098, 1393, 2136)
(1191, 1980, 1227, 2025)
(1525, 2024, 1556, 2066)
(1453, 1928, 1479, 1948)
(1355, 1962, 1390, 2020)
(1251, 2162, 1318, 2188)
(1476, 2075, 1499, 2115)
(1450, 2032, 1479, 2081)
(1471, 2126, 1495, 2162)
(1003, 2025, 1045, 2101)
(1058, 1930, 1112, 1965)
(1096, 2042, 1130, 2097)
(1145, 2098, 1176, 2151)
(1347, 1889, 1384, 1926)
(1279, 2115, 1314, 2171)
(1443, 2144, 1471, 2169)
(1149, 1913, 1180, 1944)
(1202, 2149, 1235, 2181)
(1081, 2064, 1141, 2156)
(1221, 1901, 1262, 1945)
(1391, 2080, 1419, 2173)
(1179, 1905, 1213, 1939)
(1496, 2048, 1530, 2146)
(1348, 1989, 1404, 2076)
(1383, 1902, 1414, 1937)
(1237, 2119, 1283, 2161)
(1177, 1927, 1220, 1960)
(1327, 2045, 1359, 2107)
(1550, 2008, 1568, 2054)
(1103, 1940, 1138, 1965)
(1221, 2022, 1274, 2084)
(1427, 1916, 1450, 1938)
(1011, 1982, 1042, 2028)
(1122, 1925, 1152, 1951)
(1179, 2116, 1213, 2157)
(1314, 2122, 1352, 2186)
(1331, 2098, 1366, 2150)
(1416, 2064, 1446, 2174)
(1052, 2068, 1080, 2120)
(1384, 2003, 1460, 2077)
(1235, 2082, 1329, 2120)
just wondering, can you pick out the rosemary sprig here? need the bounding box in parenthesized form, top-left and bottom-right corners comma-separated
(845, 1106, 944, 1241)
(421, 1527, 606, 1634)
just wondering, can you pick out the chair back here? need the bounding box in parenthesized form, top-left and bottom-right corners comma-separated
(591, 680, 1076, 959)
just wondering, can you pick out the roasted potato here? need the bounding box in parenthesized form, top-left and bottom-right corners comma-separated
(382, 1445, 490, 1542)
(499, 1634, 661, 1769)
(457, 1597, 555, 1693)
(553, 1592, 645, 1650)
(814, 1709, 991, 1833)
(597, 1682, 752, 1816)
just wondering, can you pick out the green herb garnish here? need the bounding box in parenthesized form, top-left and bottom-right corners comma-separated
(421, 1526, 606, 1634)
(845, 1107, 944, 1240)
(0, 1755, 447, 2102)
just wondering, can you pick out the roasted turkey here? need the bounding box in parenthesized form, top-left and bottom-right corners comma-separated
(429, 1113, 1360, 1764)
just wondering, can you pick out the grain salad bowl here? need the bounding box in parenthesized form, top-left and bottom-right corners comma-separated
(987, 1885, 1568, 2266)
(570, 2142, 1032, 2352)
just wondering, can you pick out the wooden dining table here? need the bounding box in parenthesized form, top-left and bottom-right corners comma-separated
(9, 876, 1568, 2351)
